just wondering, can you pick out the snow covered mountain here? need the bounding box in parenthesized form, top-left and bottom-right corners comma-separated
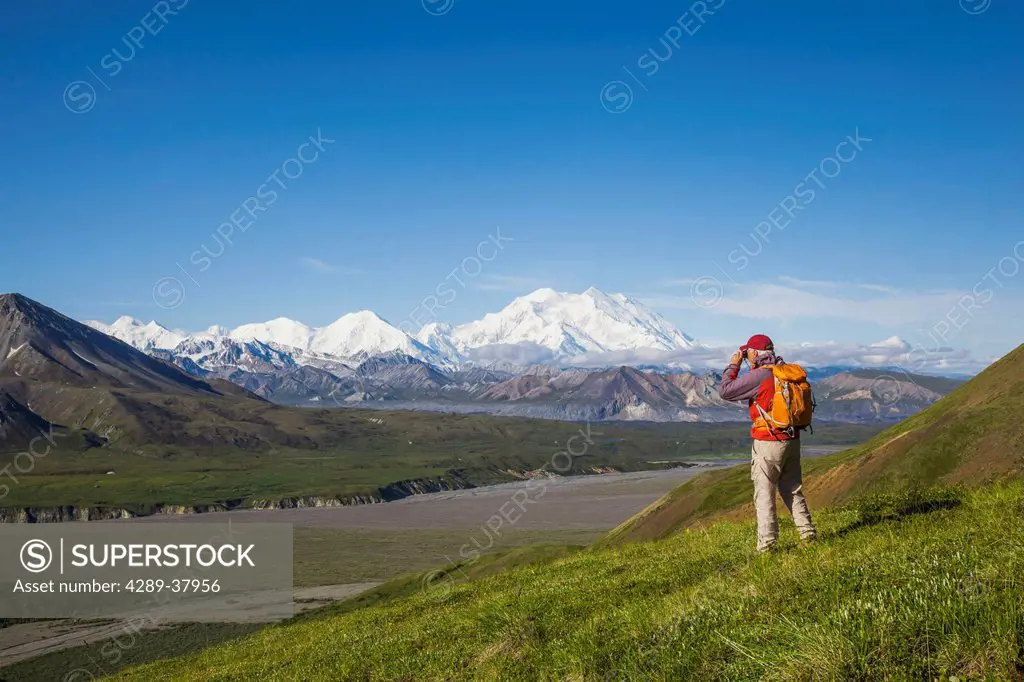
(144, 336, 357, 406)
(449, 287, 695, 359)
(224, 311, 449, 367)
(89, 311, 447, 367)
(415, 322, 466, 364)
(85, 316, 186, 351)
(79, 288, 700, 404)
(307, 311, 443, 365)
(84, 290, 974, 382)
(72, 287, 967, 419)
(86, 288, 694, 369)
(229, 317, 314, 350)
(159, 337, 299, 374)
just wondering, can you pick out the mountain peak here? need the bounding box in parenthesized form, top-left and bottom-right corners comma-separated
(450, 288, 694, 358)
(309, 310, 442, 365)
(0, 293, 48, 320)
(335, 310, 389, 324)
(0, 293, 30, 307)
(522, 287, 560, 302)
(86, 315, 185, 351)
(113, 315, 146, 327)
(229, 317, 314, 350)
(1, 293, 81, 332)
(415, 322, 464, 364)
(420, 321, 453, 334)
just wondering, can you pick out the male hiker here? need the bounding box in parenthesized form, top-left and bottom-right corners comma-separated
(719, 334, 817, 552)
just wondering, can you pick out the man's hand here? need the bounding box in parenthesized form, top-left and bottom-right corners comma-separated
(729, 350, 744, 367)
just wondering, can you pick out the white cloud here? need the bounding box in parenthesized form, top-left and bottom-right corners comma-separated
(641, 277, 1005, 329)
(712, 283, 959, 326)
(578, 275, 1018, 373)
(561, 338, 984, 375)
(776, 276, 899, 294)
(299, 258, 360, 275)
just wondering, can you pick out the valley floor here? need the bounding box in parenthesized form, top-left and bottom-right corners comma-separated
(1, 467, 709, 680)
(117, 465, 722, 532)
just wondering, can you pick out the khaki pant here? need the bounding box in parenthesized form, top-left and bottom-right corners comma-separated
(751, 439, 816, 552)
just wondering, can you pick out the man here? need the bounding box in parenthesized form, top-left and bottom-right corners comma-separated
(719, 334, 817, 552)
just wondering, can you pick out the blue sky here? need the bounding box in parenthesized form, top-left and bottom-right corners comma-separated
(2, 0, 1022, 364)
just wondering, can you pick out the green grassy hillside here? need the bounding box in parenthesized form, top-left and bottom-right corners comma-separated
(1, 543, 583, 682)
(604, 343, 1024, 545)
(81, 346, 1024, 679)
(110, 483, 1024, 680)
(100, 346, 1024, 680)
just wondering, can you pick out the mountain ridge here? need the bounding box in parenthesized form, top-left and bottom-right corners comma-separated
(84, 287, 697, 369)
(80, 288, 982, 376)
(0, 293, 218, 395)
(8, 291, 968, 423)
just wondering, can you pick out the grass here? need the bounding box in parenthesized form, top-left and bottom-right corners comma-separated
(0, 446, 457, 510)
(290, 542, 587, 625)
(108, 483, 1024, 680)
(291, 528, 603, 587)
(0, 543, 589, 682)
(0, 420, 880, 511)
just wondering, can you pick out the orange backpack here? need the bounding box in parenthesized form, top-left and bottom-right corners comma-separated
(753, 364, 814, 434)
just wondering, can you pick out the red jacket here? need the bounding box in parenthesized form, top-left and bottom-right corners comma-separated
(719, 356, 798, 441)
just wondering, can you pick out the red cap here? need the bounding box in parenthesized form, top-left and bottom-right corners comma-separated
(740, 334, 774, 352)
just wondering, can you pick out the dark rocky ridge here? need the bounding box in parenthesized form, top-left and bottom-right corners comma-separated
(0, 293, 218, 394)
